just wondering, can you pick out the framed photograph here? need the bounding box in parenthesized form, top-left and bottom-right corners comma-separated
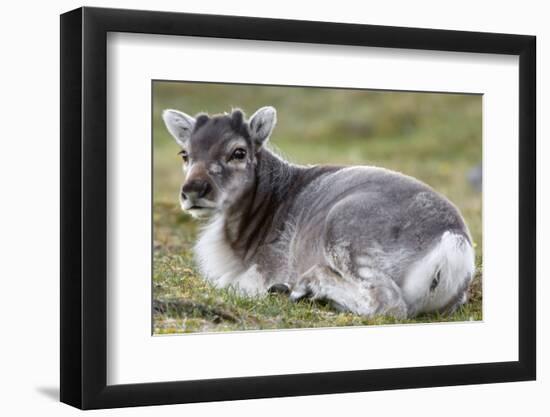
(60, 6, 536, 410)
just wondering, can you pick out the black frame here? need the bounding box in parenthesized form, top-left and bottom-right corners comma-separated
(60, 6, 536, 410)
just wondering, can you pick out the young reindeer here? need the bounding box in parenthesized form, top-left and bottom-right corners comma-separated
(162, 106, 475, 318)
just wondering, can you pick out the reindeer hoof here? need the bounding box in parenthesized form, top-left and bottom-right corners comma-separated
(268, 283, 291, 295)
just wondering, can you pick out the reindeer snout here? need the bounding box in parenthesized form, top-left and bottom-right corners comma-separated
(181, 179, 212, 202)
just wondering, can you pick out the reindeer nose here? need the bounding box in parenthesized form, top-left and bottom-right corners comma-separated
(181, 179, 212, 201)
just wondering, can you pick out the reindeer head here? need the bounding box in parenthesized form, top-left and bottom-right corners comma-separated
(162, 107, 277, 219)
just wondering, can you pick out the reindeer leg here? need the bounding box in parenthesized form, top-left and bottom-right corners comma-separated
(290, 264, 408, 319)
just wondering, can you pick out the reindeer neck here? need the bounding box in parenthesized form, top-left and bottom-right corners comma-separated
(223, 147, 299, 259)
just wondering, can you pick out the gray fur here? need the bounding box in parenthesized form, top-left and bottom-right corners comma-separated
(162, 109, 196, 146)
(162, 107, 475, 318)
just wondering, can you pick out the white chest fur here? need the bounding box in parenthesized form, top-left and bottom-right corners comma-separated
(194, 216, 267, 296)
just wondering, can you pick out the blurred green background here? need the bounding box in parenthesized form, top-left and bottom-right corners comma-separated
(152, 81, 482, 334)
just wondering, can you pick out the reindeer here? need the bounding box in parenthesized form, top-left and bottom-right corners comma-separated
(162, 106, 475, 318)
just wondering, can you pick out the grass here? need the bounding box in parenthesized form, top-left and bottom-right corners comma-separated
(152, 82, 482, 334)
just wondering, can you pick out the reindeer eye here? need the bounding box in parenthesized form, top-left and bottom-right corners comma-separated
(230, 148, 247, 161)
(178, 150, 188, 162)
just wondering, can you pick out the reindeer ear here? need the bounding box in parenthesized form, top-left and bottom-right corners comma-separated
(162, 109, 195, 147)
(248, 106, 277, 147)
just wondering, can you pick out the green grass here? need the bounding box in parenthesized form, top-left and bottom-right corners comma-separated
(152, 82, 482, 334)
